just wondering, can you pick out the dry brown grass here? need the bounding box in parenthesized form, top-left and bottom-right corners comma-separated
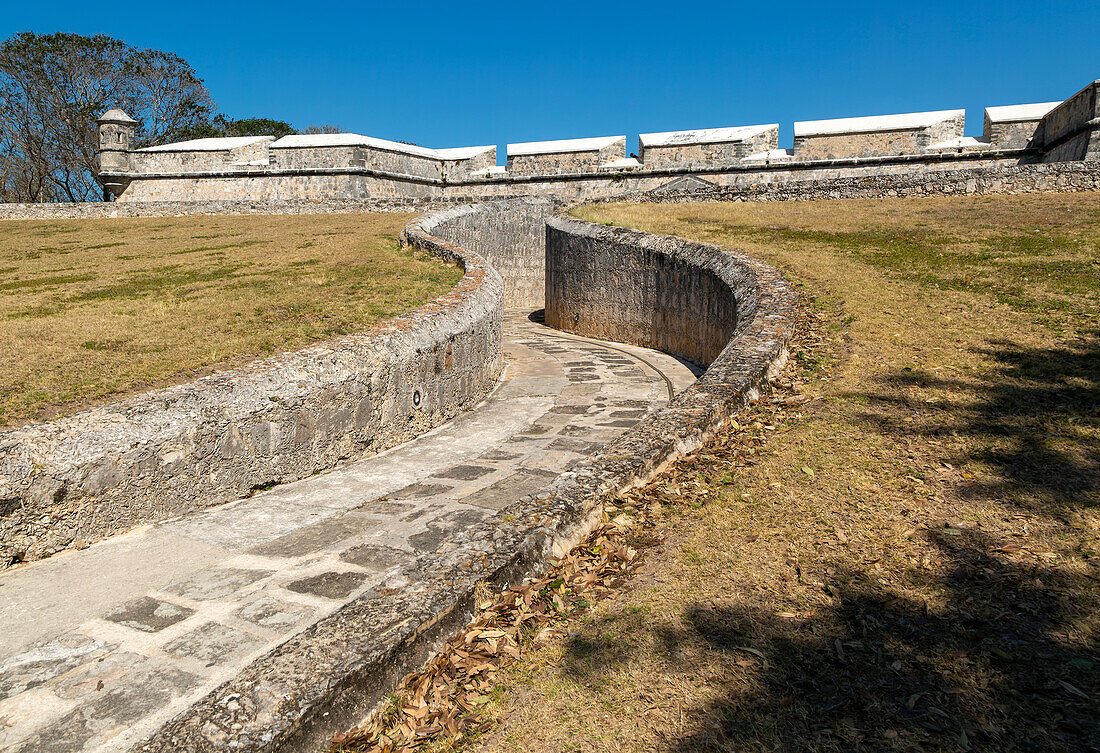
(449, 193, 1099, 752)
(0, 212, 459, 428)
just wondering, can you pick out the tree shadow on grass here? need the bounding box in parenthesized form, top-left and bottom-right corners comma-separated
(553, 333, 1100, 751)
(849, 329, 1100, 512)
(561, 529, 1099, 751)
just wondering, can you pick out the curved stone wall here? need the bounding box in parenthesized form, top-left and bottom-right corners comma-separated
(136, 206, 797, 753)
(0, 225, 504, 567)
(413, 197, 559, 309)
(545, 219, 744, 367)
(0, 195, 797, 749)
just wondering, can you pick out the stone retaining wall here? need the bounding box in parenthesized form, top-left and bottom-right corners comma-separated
(0, 222, 505, 567)
(134, 205, 796, 752)
(416, 197, 560, 309)
(7, 160, 1095, 222)
(0, 197, 456, 221)
(443, 151, 1025, 202)
(545, 218, 744, 367)
(605, 160, 1100, 205)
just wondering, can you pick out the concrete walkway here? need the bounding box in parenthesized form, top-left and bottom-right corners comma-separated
(0, 312, 697, 753)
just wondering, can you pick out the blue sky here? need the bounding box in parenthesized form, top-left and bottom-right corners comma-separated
(3, 1, 1097, 161)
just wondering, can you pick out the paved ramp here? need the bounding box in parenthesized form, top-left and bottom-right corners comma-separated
(0, 312, 697, 753)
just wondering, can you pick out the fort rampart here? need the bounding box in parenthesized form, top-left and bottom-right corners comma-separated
(93, 79, 1100, 204)
(5, 161, 1100, 224)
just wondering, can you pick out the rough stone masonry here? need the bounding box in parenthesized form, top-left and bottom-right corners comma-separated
(90, 77, 1100, 203)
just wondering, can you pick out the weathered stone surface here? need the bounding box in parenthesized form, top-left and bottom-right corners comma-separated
(339, 544, 411, 571)
(410, 197, 559, 309)
(621, 161, 1100, 204)
(163, 569, 271, 601)
(433, 465, 494, 481)
(13, 661, 198, 753)
(127, 201, 795, 753)
(235, 597, 313, 630)
(162, 623, 261, 664)
(0, 635, 114, 698)
(285, 572, 368, 600)
(0, 307, 692, 753)
(0, 205, 505, 567)
(457, 468, 559, 510)
(246, 514, 380, 558)
(104, 598, 194, 633)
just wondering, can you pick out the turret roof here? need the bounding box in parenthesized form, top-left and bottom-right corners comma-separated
(99, 109, 137, 123)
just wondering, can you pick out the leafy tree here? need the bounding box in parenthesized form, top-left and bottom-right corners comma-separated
(220, 117, 296, 139)
(172, 115, 298, 143)
(0, 32, 214, 202)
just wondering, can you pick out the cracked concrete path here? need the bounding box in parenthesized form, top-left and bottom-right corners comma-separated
(0, 312, 697, 753)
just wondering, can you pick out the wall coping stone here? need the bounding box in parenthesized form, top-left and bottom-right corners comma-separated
(270, 133, 495, 162)
(141, 136, 275, 153)
(638, 124, 777, 147)
(507, 135, 624, 156)
(793, 108, 964, 137)
(985, 102, 1061, 123)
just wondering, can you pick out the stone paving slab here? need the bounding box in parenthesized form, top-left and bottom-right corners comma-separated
(0, 312, 697, 753)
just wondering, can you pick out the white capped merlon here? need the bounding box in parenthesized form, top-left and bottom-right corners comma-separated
(638, 124, 777, 147)
(140, 136, 275, 152)
(984, 102, 1061, 122)
(793, 109, 964, 137)
(271, 133, 493, 161)
(507, 136, 623, 156)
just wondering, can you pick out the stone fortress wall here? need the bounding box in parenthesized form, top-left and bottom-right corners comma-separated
(791, 109, 966, 160)
(95, 78, 1100, 203)
(640, 124, 779, 166)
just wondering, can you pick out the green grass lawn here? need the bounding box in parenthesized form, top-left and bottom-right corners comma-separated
(0, 212, 460, 428)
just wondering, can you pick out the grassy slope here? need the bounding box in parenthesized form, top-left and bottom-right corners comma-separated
(0, 212, 460, 428)
(468, 193, 1100, 752)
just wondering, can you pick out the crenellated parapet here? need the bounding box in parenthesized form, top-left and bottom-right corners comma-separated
(95, 75, 1100, 202)
(793, 109, 965, 160)
(638, 124, 778, 166)
(505, 136, 626, 176)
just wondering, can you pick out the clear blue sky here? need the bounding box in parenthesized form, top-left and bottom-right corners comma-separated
(4, 0, 1097, 161)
